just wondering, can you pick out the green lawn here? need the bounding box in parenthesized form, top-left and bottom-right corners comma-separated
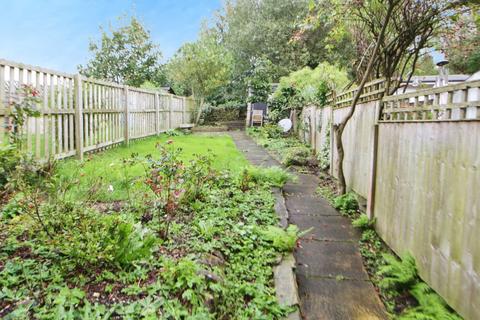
(57, 133, 249, 201)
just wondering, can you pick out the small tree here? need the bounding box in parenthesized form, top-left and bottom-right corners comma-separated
(167, 28, 233, 123)
(79, 16, 165, 87)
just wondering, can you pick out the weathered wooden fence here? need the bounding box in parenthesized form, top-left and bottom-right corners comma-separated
(299, 79, 480, 320)
(0, 59, 195, 160)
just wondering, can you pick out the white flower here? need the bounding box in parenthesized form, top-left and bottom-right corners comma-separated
(108, 185, 114, 192)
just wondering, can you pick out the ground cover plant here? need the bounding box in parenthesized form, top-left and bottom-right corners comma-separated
(0, 133, 296, 319)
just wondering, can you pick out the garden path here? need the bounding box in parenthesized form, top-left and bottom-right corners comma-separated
(229, 131, 387, 320)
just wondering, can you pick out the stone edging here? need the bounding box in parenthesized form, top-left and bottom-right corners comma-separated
(272, 187, 301, 320)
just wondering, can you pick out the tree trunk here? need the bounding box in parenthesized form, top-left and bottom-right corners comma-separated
(194, 97, 204, 125)
(333, 0, 396, 195)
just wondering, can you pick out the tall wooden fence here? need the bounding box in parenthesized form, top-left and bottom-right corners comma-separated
(0, 59, 195, 160)
(299, 79, 480, 320)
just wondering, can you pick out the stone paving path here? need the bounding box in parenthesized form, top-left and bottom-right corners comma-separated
(229, 131, 387, 320)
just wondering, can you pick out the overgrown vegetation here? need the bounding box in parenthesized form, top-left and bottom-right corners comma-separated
(268, 63, 349, 122)
(247, 125, 317, 170)
(0, 131, 295, 318)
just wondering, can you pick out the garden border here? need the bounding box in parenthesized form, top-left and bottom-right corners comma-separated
(272, 187, 301, 320)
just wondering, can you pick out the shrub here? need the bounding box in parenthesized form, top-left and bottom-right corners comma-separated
(378, 253, 417, 291)
(333, 192, 358, 214)
(40, 201, 156, 268)
(0, 145, 22, 191)
(200, 103, 244, 124)
(352, 214, 376, 230)
(402, 283, 462, 320)
(1, 193, 26, 220)
(282, 146, 312, 166)
(110, 221, 157, 267)
(261, 124, 283, 139)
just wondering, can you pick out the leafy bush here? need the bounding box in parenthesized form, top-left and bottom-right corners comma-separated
(111, 221, 157, 267)
(352, 214, 376, 230)
(244, 166, 293, 187)
(42, 202, 156, 268)
(0, 145, 22, 191)
(377, 254, 461, 319)
(401, 283, 462, 320)
(200, 103, 244, 124)
(282, 146, 312, 166)
(269, 63, 349, 119)
(378, 253, 418, 291)
(261, 124, 283, 139)
(165, 129, 185, 136)
(317, 125, 331, 171)
(1, 193, 26, 220)
(257, 225, 310, 252)
(333, 192, 358, 214)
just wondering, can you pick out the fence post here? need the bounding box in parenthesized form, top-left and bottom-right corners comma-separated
(366, 100, 381, 219)
(155, 92, 160, 135)
(329, 105, 335, 177)
(169, 95, 173, 129)
(124, 86, 130, 146)
(74, 74, 84, 160)
(182, 97, 186, 124)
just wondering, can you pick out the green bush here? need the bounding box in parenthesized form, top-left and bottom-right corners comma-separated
(200, 103, 244, 124)
(402, 283, 462, 320)
(261, 124, 283, 139)
(282, 146, 312, 166)
(1, 193, 26, 220)
(378, 253, 417, 291)
(377, 253, 461, 319)
(333, 192, 358, 214)
(352, 214, 376, 230)
(0, 145, 22, 191)
(42, 202, 156, 268)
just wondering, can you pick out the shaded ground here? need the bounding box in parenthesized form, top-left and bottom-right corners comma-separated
(230, 131, 387, 320)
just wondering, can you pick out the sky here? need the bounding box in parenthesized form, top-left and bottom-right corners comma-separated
(0, 0, 222, 73)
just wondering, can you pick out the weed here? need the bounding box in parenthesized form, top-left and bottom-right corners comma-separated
(352, 214, 376, 230)
(378, 253, 418, 291)
(257, 224, 312, 252)
(333, 192, 358, 215)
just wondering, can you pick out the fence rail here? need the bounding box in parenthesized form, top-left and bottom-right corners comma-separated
(381, 79, 480, 122)
(0, 58, 195, 160)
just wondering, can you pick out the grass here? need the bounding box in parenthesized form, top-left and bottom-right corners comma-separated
(57, 133, 249, 201)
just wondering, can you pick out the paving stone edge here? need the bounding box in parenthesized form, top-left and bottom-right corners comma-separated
(272, 187, 301, 320)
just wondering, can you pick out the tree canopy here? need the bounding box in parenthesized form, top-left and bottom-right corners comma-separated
(79, 17, 166, 88)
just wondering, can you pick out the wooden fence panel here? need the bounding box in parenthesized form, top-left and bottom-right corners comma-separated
(128, 88, 157, 139)
(0, 58, 196, 160)
(374, 122, 480, 320)
(331, 100, 379, 198)
(81, 78, 125, 153)
(374, 81, 480, 320)
(0, 59, 76, 159)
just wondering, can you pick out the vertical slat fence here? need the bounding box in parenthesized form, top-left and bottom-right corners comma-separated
(0, 58, 195, 160)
